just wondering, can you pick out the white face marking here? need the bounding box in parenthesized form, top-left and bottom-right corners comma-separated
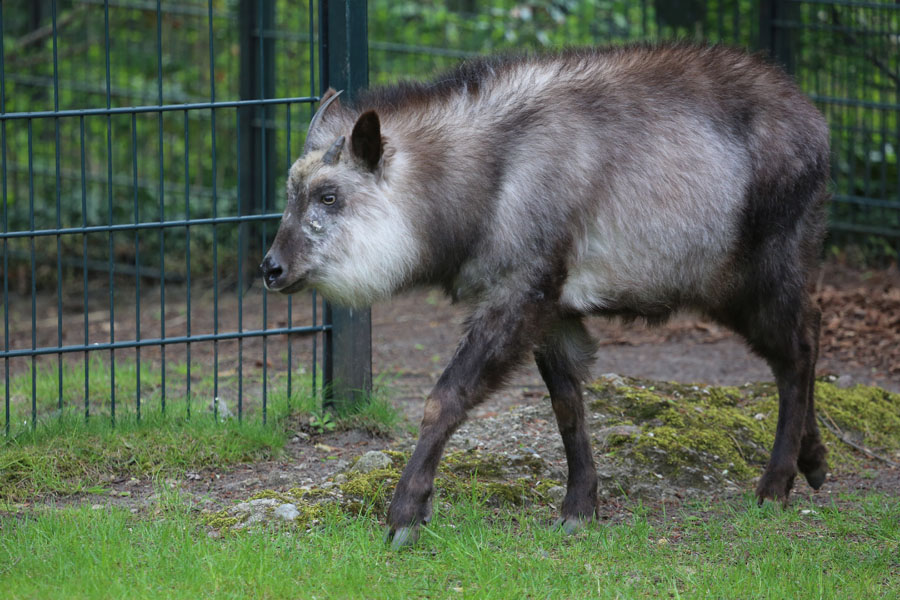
(315, 188, 421, 308)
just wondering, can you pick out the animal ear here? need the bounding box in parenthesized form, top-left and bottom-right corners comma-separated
(350, 110, 384, 172)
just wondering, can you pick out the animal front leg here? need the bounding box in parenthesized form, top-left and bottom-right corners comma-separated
(383, 389, 458, 549)
(385, 299, 543, 548)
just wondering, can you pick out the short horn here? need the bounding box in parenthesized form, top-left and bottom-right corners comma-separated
(303, 90, 344, 154)
(322, 136, 345, 165)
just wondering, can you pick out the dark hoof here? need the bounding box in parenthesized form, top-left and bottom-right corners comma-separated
(756, 468, 796, 508)
(803, 465, 827, 490)
(384, 525, 421, 550)
(552, 516, 590, 535)
(798, 441, 828, 490)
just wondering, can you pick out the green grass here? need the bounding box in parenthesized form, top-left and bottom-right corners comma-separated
(5, 353, 319, 430)
(1, 358, 402, 505)
(1, 492, 898, 599)
(0, 401, 294, 504)
(333, 375, 407, 437)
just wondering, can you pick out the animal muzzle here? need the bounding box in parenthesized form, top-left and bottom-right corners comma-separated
(260, 253, 286, 290)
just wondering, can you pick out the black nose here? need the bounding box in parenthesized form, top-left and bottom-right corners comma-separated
(260, 254, 283, 288)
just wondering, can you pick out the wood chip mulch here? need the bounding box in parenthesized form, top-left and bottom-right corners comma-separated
(817, 268, 900, 377)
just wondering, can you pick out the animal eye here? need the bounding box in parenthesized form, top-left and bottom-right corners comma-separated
(321, 194, 336, 205)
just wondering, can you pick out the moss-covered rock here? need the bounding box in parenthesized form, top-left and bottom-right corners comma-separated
(441, 449, 546, 479)
(204, 448, 563, 537)
(585, 374, 900, 499)
(339, 467, 402, 515)
(202, 511, 241, 531)
(201, 492, 336, 536)
(815, 382, 900, 466)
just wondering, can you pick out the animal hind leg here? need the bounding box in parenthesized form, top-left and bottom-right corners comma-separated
(797, 307, 828, 489)
(715, 277, 819, 506)
(534, 317, 598, 533)
(741, 296, 818, 507)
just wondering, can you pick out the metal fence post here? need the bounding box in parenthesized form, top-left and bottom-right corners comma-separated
(238, 0, 276, 273)
(758, 0, 795, 73)
(320, 0, 373, 412)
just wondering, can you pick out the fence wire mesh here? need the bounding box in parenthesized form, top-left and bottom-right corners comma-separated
(2, 0, 328, 433)
(785, 0, 900, 258)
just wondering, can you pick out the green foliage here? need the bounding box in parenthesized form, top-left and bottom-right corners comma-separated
(796, 5, 900, 261)
(308, 410, 335, 434)
(2, 0, 315, 280)
(368, 0, 754, 85)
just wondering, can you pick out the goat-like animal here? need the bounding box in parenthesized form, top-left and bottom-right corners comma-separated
(261, 43, 830, 548)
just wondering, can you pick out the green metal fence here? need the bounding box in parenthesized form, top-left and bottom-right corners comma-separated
(4, 1, 898, 435)
(0, 0, 375, 434)
(776, 0, 900, 260)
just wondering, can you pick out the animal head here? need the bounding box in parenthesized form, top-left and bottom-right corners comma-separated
(260, 89, 420, 308)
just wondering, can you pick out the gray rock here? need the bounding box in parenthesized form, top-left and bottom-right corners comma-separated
(548, 466, 567, 481)
(600, 373, 628, 388)
(249, 498, 278, 508)
(595, 425, 641, 445)
(240, 511, 268, 528)
(266, 471, 292, 487)
(545, 485, 566, 505)
(350, 450, 393, 473)
(228, 499, 278, 530)
(274, 503, 300, 521)
(222, 477, 260, 492)
(209, 396, 234, 420)
(836, 374, 855, 389)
